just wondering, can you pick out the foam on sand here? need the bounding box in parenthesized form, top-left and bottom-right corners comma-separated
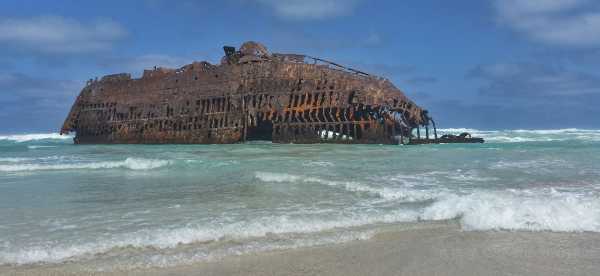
(2, 186, 599, 266)
(0, 210, 417, 265)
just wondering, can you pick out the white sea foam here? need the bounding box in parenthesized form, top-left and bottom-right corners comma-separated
(437, 128, 600, 143)
(0, 157, 31, 163)
(27, 145, 57, 149)
(0, 156, 65, 163)
(490, 159, 573, 172)
(383, 170, 497, 186)
(3, 129, 599, 145)
(255, 172, 442, 202)
(445, 172, 499, 182)
(0, 158, 171, 172)
(437, 128, 487, 133)
(112, 230, 377, 270)
(302, 161, 335, 167)
(438, 128, 599, 135)
(487, 136, 559, 143)
(512, 128, 587, 134)
(0, 211, 417, 265)
(2, 187, 599, 266)
(257, 172, 600, 232)
(421, 189, 600, 232)
(0, 133, 72, 143)
(255, 171, 302, 182)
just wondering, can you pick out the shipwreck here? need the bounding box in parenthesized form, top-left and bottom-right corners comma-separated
(61, 41, 482, 145)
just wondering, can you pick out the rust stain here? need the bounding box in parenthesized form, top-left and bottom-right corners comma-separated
(61, 41, 442, 145)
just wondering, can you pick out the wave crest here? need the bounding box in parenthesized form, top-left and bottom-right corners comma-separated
(0, 158, 171, 172)
(0, 133, 72, 143)
(0, 210, 416, 265)
(437, 128, 600, 143)
(255, 172, 442, 202)
(2, 187, 599, 266)
(422, 190, 600, 232)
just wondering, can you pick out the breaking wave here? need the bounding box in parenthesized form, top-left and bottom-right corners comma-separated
(0, 211, 416, 265)
(422, 189, 600, 232)
(0, 157, 32, 163)
(0, 133, 72, 143)
(255, 172, 443, 202)
(0, 156, 66, 163)
(3, 187, 598, 266)
(0, 158, 171, 172)
(2, 129, 599, 145)
(27, 145, 57, 149)
(255, 172, 600, 232)
(438, 128, 600, 143)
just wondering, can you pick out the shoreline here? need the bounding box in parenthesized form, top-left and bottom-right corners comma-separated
(4, 221, 600, 276)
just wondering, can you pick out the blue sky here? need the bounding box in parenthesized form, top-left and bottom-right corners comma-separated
(1, 0, 599, 132)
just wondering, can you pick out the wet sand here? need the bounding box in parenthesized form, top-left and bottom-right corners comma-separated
(4, 222, 600, 276)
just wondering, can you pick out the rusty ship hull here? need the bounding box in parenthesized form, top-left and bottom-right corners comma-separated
(61, 42, 436, 145)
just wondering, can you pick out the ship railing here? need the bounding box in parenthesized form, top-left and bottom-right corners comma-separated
(272, 53, 371, 77)
(305, 56, 371, 77)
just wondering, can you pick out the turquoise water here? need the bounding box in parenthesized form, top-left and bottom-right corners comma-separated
(1, 129, 600, 270)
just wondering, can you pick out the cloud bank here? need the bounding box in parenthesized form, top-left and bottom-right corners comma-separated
(256, 0, 362, 20)
(98, 54, 190, 77)
(469, 62, 600, 97)
(0, 16, 127, 54)
(494, 0, 600, 47)
(0, 72, 81, 132)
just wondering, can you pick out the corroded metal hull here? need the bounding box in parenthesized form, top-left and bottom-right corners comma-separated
(61, 41, 430, 144)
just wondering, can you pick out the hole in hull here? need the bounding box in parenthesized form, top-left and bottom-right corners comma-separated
(246, 120, 273, 141)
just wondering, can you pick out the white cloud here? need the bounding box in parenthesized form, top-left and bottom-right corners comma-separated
(364, 33, 383, 47)
(494, 0, 600, 47)
(0, 72, 80, 99)
(0, 72, 82, 131)
(256, 0, 361, 20)
(469, 62, 600, 97)
(497, 0, 586, 14)
(98, 54, 190, 77)
(0, 16, 127, 54)
(121, 54, 189, 72)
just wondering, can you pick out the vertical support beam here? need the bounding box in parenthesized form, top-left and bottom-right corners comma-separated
(426, 124, 429, 140)
(399, 128, 404, 145)
(347, 123, 352, 141)
(417, 127, 421, 139)
(241, 95, 247, 142)
(431, 119, 438, 140)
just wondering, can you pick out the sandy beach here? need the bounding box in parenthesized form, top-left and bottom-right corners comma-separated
(4, 221, 599, 276)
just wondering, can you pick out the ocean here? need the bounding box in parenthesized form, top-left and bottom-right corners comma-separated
(1, 129, 599, 271)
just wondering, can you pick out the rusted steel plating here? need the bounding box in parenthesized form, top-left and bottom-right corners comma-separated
(61, 41, 437, 144)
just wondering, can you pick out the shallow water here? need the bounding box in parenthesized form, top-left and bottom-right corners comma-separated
(1, 129, 599, 270)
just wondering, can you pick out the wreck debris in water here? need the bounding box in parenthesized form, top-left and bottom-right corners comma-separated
(60, 41, 483, 145)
